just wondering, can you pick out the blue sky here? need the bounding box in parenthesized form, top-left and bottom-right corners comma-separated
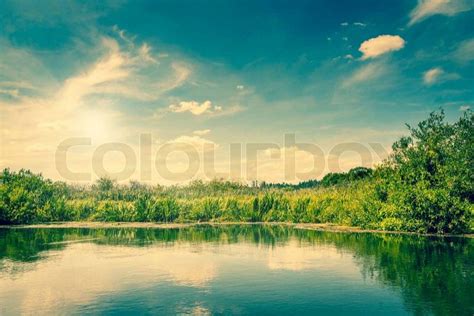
(0, 0, 473, 183)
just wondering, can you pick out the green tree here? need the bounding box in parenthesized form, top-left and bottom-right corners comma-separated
(376, 110, 473, 233)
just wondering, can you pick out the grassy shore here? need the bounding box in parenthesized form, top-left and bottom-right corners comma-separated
(1, 111, 473, 234)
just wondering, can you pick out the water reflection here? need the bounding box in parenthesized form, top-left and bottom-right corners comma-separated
(0, 225, 472, 315)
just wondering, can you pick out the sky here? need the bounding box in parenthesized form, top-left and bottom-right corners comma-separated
(0, 0, 473, 184)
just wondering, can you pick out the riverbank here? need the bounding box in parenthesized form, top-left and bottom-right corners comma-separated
(1, 221, 472, 238)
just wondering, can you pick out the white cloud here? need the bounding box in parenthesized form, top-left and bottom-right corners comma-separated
(169, 100, 210, 115)
(359, 35, 405, 60)
(423, 67, 443, 85)
(409, 0, 474, 25)
(236, 85, 245, 90)
(340, 22, 349, 26)
(423, 67, 460, 85)
(158, 102, 242, 121)
(169, 100, 222, 116)
(193, 129, 211, 136)
(459, 105, 470, 111)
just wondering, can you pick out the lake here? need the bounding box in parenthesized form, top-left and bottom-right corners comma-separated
(0, 224, 472, 315)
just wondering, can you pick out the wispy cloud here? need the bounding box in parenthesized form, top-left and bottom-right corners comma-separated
(167, 99, 243, 118)
(0, 88, 19, 98)
(423, 67, 443, 85)
(155, 62, 192, 93)
(167, 135, 218, 153)
(342, 63, 386, 87)
(56, 38, 130, 109)
(0, 81, 37, 90)
(358, 35, 405, 60)
(341, 21, 366, 27)
(453, 38, 474, 63)
(138, 43, 159, 64)
(0, 40, 57, 98)
(0, 29, 194, 178)
(209, 105, 244, 117)
(193, 129, 211, 136)
(53, 34, 189, 107)
(409, 0, 474, 25)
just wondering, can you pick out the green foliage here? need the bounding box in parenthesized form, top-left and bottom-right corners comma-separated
(0, 111, 472, 234)
(320, 167, 373, 187)
(374, 110, 473, 233)
(0, 169, 69, 224)
(96, 177, 115, 192)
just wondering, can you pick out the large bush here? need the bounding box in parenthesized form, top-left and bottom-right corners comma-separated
(373, 110, 473, 233)
(0, 169, 68, 224)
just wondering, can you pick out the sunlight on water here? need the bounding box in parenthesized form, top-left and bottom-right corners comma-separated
(0, 225, 472, 315)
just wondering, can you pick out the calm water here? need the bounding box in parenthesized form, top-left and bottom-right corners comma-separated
(0, 225, 472, 315)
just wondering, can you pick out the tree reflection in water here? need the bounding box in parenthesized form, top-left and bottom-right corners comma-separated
(0, 225, 472, 315)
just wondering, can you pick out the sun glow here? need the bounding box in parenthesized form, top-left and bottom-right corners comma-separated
(78, 110, 111, 140)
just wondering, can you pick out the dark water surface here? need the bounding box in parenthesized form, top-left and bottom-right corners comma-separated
(0, 225, 472, 315)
